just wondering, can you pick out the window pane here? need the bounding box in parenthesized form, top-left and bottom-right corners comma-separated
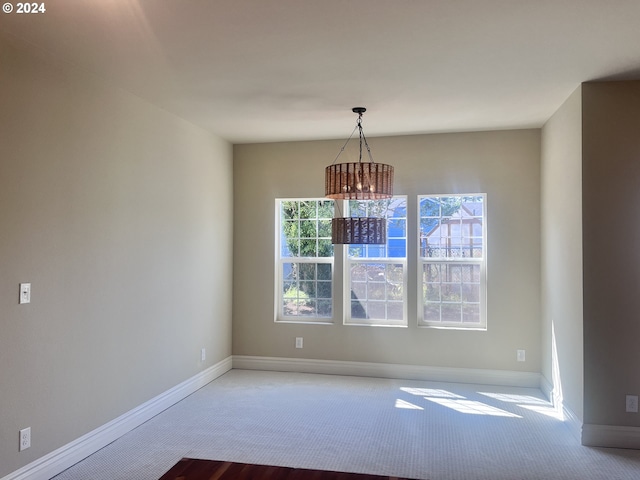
(344, 197, 407, 326)
(419, 194, 486, 328)
(281, 262, 332, 319)
(282, 201, 298, 220)
(369, 282, 385, 300)
(420, 197, 441, 217)
(424, 304, 441, 322)
(470, 264, 481, 282)
(299, 281, 316, 297)
(283, 280, 295, 294)
(317, 281, 332, 299)
(299, 201, 316, 217)
(301, 300, 317, 316)
(463, 304, 480, 323)
(348, 261, 405, 325)
(419, 196, 484, 261)
(280, 199, 334, 259)
(317, 299, 332, 316)
(388, 239, 405, 258)
(282, 221, 299, 257)
(367, 244, 386, 258)
(318, 219, 332, 238)
(424, 282, 440, 302)
(300, 239, 317, 257)
(317, 200, 334, 218)
(351, 297, 368, 319)
(421, 260, 483, 327)
(462, 283, 480, 303)
(449, 265, 462, 282)
(366, 302, 386, 319)
(441, 283, 461, 302)
(299, 264, 316, 280)
(442, 304, 461, 322)
(318, 239, 333, 257)
(317, 263, 332, 281)
(277, 199, 334, 321)
(387, 302, 404, 320)
(423, 263, 441, 282)
(347, 197, 407, 260)
(388, 219, 406, 237)
(300, 220, 317, 238)
(351, 281, 367, 300)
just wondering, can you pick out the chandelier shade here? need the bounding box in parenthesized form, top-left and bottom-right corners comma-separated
(325, 162, 394, 200)
(331, 217, 386, 244)
(325, 107, 394, 245)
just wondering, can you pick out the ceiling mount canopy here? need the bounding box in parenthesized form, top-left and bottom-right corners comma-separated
(325, 108, 395, 244)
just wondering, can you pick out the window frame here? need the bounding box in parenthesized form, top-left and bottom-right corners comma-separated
(275, 198, 335, 324)
(343, 195, 408, 327)
(417, 194, 487, 330)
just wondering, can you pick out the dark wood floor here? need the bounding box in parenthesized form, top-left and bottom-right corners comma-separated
(159, 458, 421, 480)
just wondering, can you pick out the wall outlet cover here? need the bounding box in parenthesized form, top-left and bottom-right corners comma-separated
(19, 427, 31, 451)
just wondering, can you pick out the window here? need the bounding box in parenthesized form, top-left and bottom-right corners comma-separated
(418, 195, 486, 329)
(345, 196, 408, 326)
(276, 199, 334, 322)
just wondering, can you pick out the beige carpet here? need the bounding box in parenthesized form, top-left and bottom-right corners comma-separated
(53, 369, 640, 480)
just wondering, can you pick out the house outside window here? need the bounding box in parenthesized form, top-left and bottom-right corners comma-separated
(275, 199, 334, 322)
(345, 196, 408, 326)
(418, 194, 486, 329)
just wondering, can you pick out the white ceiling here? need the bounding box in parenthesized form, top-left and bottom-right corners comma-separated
(3, 0, 640, 143)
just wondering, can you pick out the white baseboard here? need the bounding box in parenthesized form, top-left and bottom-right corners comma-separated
(539, 375, 554, 401)
(563, 405, 582, 443)
(582, 424, 640, 449)
(232, 355, 542, 388)
(2, 356, 232, 480)
(539, 375, 582, 442)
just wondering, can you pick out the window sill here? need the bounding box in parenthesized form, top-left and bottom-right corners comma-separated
(275, 319, 335, 325)
(418, 324, 487, 331)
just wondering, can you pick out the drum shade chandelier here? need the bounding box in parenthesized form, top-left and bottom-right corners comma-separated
(325, 107, 394, 244)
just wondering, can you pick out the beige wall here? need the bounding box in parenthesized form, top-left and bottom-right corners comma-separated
(233, 130, 541, 371)
(540, 87, 584, 420)
(582, 81, 640, 428)
(0, 36, 233, 476)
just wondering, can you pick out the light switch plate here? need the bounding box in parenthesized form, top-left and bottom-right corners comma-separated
(19, 283, 31, 304)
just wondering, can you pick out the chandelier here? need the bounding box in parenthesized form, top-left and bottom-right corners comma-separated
(325, 107, 394, 244)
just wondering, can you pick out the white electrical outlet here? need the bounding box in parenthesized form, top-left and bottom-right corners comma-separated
(19, 427, 31, 451)
(201, 348, 206, 362)
(626, 395, 638, 413)
(19, 283, 31, 304)
(517, 349, 526, 362)
(295, 337, 303, 349)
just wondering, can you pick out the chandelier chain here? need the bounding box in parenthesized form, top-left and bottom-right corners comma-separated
(331, 123, 358, 165)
